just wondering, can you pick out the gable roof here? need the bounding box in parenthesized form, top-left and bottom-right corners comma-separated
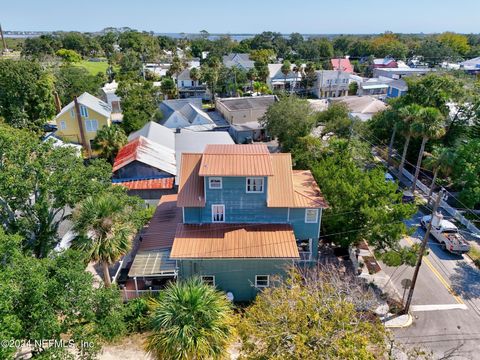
(292, 170, 329, 208)
(198, 144, 274, 177)
(56, 92, 112, 119)
(170, 223, 299, 259)
(160, 99, 216, 131)
(331, 58, 353, 73)
(127, 121, 175, 150)
(334, 96, 388, 115)
(222, 53, 255, 69)
(112, 136, 176, 175)
(177, 153, 205, 207)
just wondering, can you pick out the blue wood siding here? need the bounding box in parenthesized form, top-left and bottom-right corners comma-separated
(178, 259, 292, 301)
(112, 161, 173, 180)
(289, 208, 321, 259)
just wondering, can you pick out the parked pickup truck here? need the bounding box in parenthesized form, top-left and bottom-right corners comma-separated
(420, 213, 471, 254)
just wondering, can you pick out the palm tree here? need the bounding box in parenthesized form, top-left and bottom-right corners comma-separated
(92, 124, 128, 164)
(281, 60, 291, 92)
(423, 146, 456, 199)
(411, 107, 446, 193)
(189, 67, 200, 87)
(246, 68, 258, 91)
(145, 278, 234, 360)
(72, 191, 137, 287)
(397, 104, 423, 180)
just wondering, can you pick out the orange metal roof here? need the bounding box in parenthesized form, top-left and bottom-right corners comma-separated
(198, 144, 274, 176)
(292, 170, 329, 208)
(113, 178, 175, 190)
(170, 223, 299, 259)
(177, 153, 205, 207)
(139, 194, 182, 251)
(267, 154, 296, 207)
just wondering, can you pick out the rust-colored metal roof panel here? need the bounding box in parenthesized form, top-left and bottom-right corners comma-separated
(171, 223, 299, 259)
(177, 153, 205, 207)
(113, 177, 175, 190)
(267, 153, 296, 207)
(139, 194, 182, 251)
(292, 170, 329, 208)
(198, 144, 274, 176)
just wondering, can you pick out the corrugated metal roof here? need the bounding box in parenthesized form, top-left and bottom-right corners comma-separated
(198, 144, 274, 176)
(267, 154, 296, 207)
(128, 249, 177, 277)
(292, 170, 329, 208)
(331, 58, 354, 73)
(139, 194, 182, 251)
(217, 96, 276, 111)
(112, 178, 175, 190)
(170, 223, 299, 259)
(113, 136, 177, 176)
(177, 153, 205, 207)
(127, 121, 175, 150)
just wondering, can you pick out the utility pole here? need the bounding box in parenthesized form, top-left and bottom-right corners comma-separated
(74, 97, 92, 158)
(403, 189, 444, 314)
(0, 23, 7, 54)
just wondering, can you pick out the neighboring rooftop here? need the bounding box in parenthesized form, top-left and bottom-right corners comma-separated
(333, 96, 388, 121)
(56, 92, 112, 118)
(222, 53, 255, 69)
(128, 121, 175, 150)
(217, 95, 276, 111)
(159, 98, 216, 131)
(112, 178, 175, 190)
(112, 136, 176, 175)
(170, 223, 299, 259)
(331, 58, 353, 73)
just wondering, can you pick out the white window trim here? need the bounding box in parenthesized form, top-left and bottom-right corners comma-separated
(255, 275, 270, 288)
(246, 177, 264, 193)
(209, 177, 223, 189)
(59, 120, 67, 130)
(305, 209, 319, 223)
(211, 204, 225, 223)
(201, 275, 215, 286)
(85, 119, 98, 132)
(80, 105, 89, 117)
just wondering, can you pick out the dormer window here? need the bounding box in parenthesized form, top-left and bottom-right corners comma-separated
(246, 177, 264, 193)
(209, 177, 222, 189)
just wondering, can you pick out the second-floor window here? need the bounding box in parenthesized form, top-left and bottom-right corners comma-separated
(80, 105, 89, 117)
(59, 121, 67, 130)
(212, 204, 225, 223)
(85, 119, 98, 132)
(246, 177, 264, 193)
(209, 177, 222, 189)
(305, 209, 319, 223)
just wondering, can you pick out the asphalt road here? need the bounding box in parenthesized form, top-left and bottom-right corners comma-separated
(380, 210, 480, 359)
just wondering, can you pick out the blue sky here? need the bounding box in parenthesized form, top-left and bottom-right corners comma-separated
(3, 0, 480, 34)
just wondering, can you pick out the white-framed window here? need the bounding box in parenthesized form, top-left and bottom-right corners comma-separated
(201, 275, 215, 286)
(209, 177, 222, 189)
(211, 204, 225, 223)
(246, 177, 264, 193)
(80, 105, 89, 117)
(85, 119, 98, 132)
(305, 209, 319, 223)
(70, 109, 75, 119)
(59, 121, 67, 130)
(255, 275, 269, 288)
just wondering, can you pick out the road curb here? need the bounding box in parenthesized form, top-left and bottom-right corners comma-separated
(383, 313, 413, 328)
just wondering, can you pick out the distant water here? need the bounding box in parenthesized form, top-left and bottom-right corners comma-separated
(5, 32, 335, 41)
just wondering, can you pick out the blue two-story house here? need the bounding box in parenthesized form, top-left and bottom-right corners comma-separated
(170, 144, 328, 301)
